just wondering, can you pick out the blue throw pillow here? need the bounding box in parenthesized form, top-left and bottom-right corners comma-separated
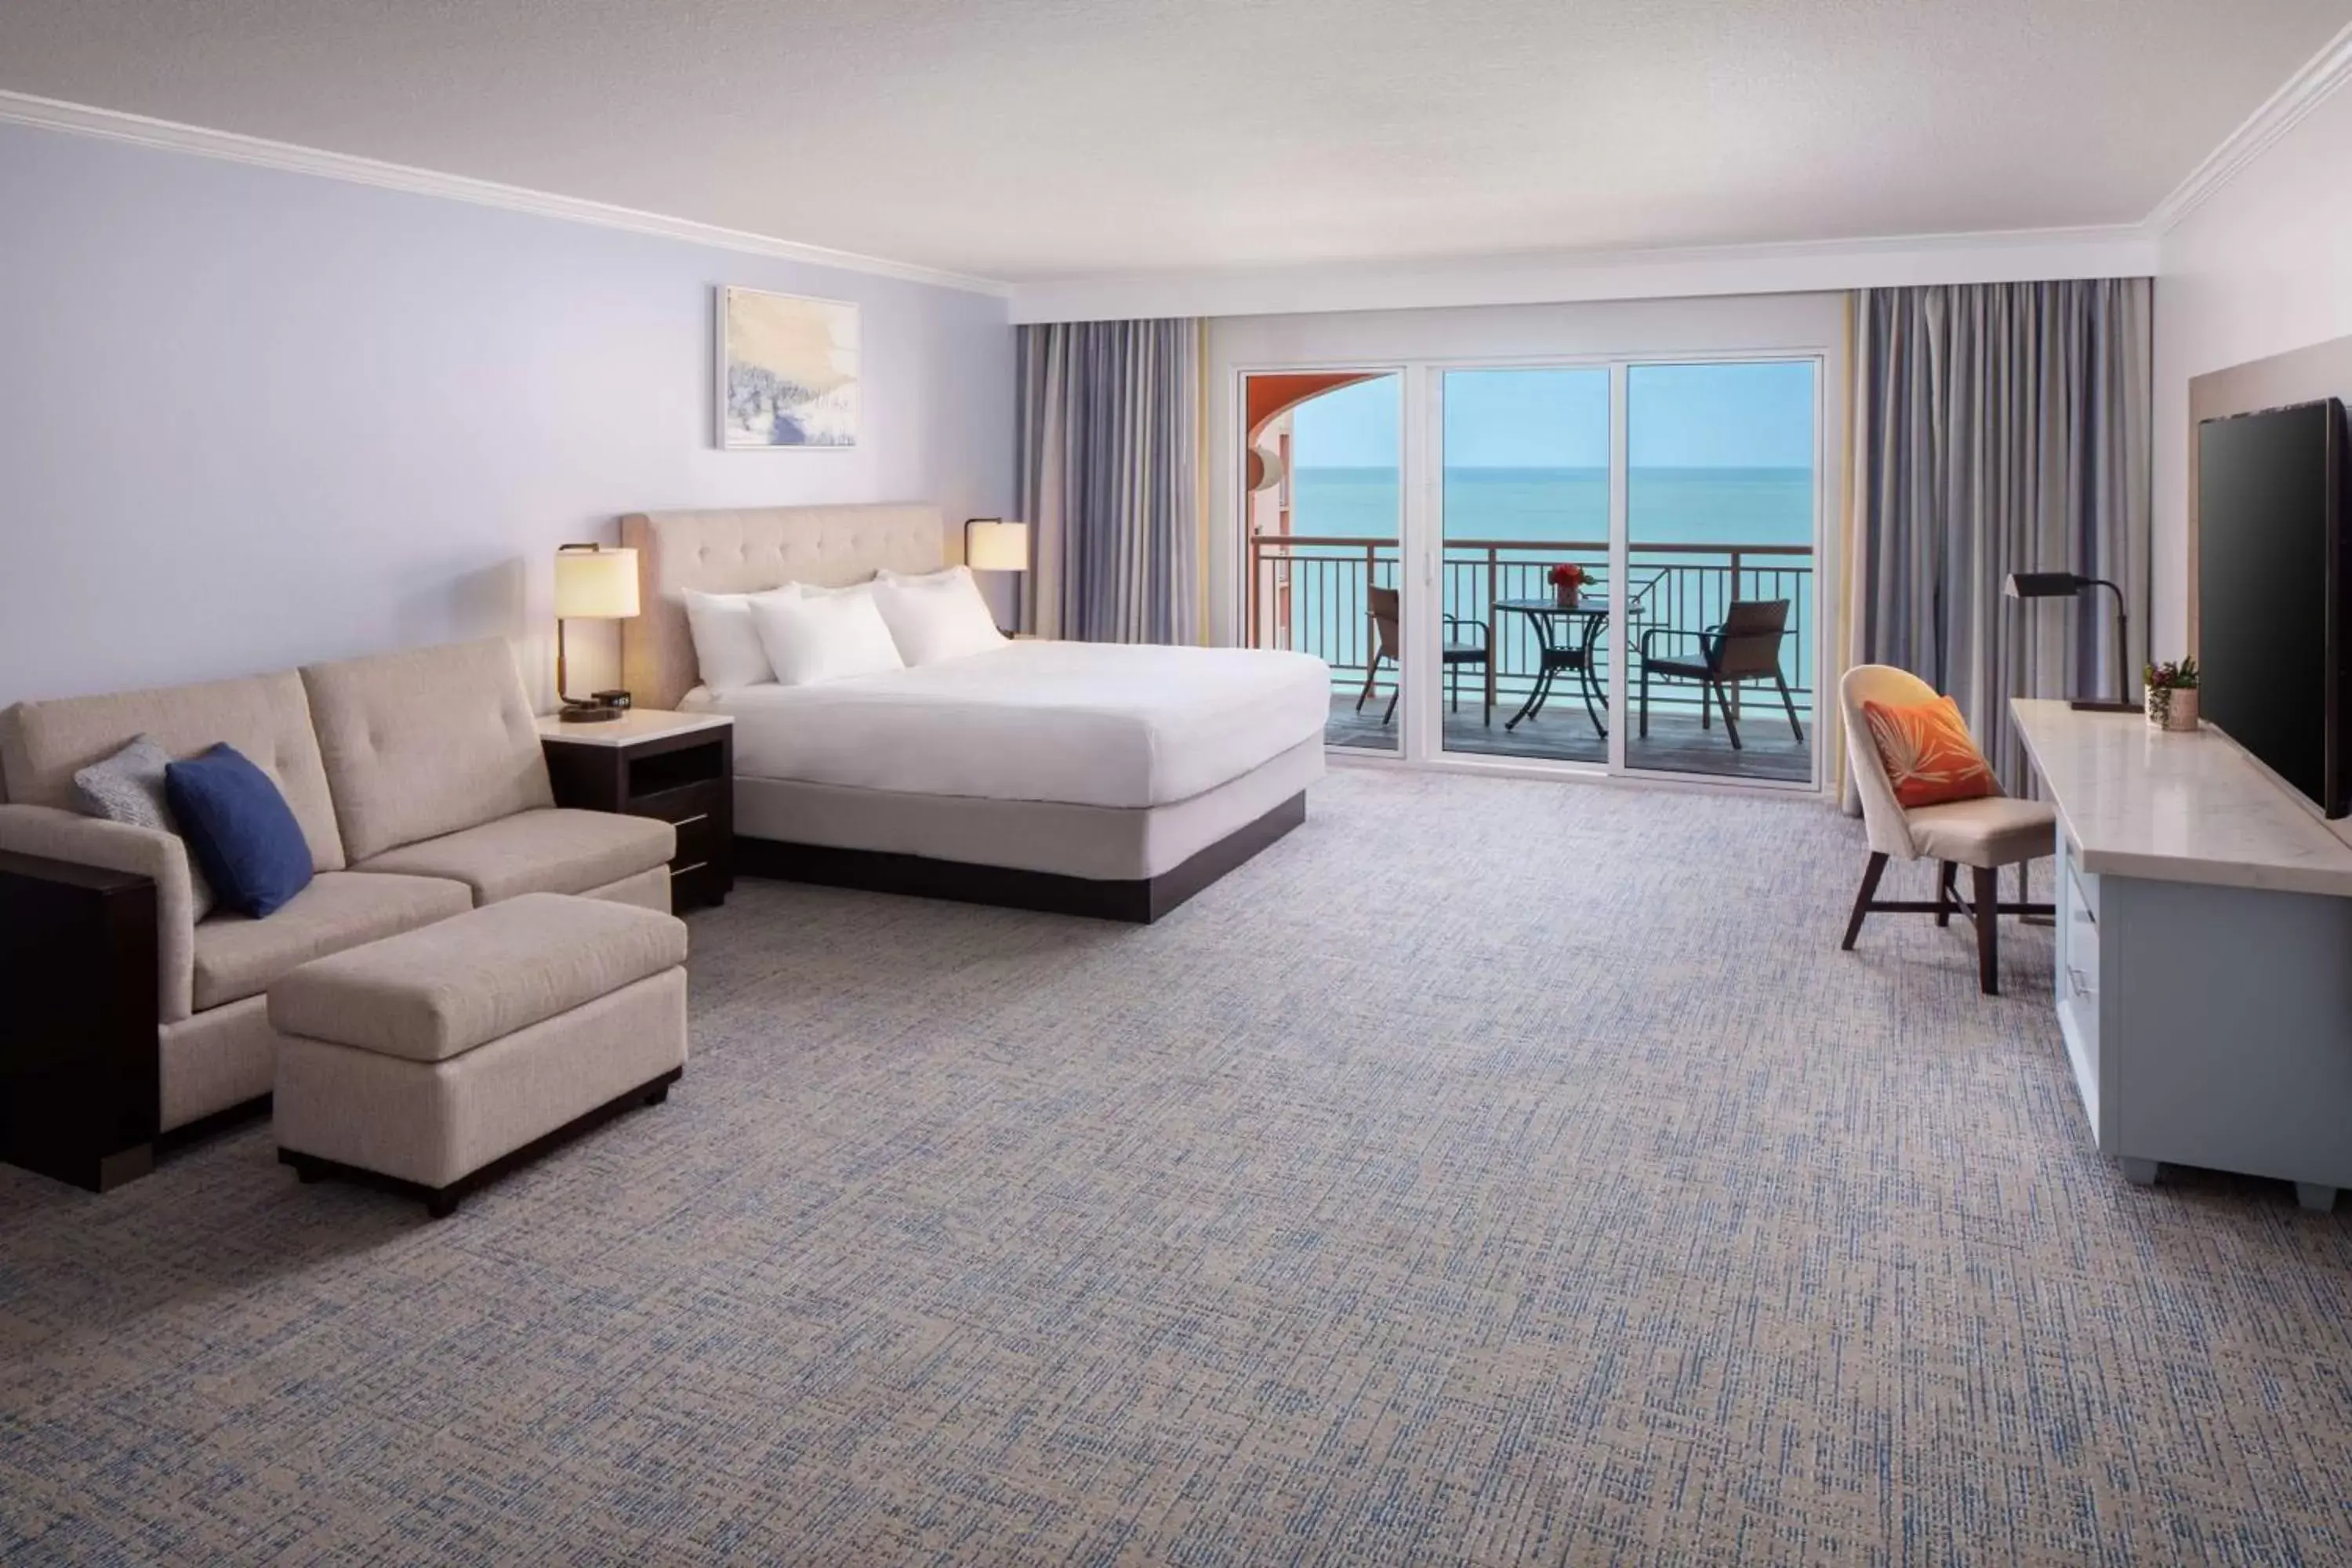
(165, 744, 314, 918)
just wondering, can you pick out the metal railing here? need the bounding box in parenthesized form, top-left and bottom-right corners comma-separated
(1247, 535, 1815, 721)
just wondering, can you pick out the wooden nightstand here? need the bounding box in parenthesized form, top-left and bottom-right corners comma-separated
(536, 710, 734, 910)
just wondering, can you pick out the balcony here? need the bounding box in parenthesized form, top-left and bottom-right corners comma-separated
(1249, 535, 1815, 782)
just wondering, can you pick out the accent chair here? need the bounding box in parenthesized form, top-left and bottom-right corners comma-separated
(1838, 663, 2056, 995)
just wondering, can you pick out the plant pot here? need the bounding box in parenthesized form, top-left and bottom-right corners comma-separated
(2146, 686, 2199, 732)
(1554, 585, 1581, 610)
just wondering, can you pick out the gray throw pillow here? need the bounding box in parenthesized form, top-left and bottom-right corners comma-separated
(74, 735, 216, 920)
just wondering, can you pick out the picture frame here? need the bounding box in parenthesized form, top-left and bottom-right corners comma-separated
(715, 285, 860, 449)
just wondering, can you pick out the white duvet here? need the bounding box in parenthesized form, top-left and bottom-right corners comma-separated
(682, 640, 1330, 809)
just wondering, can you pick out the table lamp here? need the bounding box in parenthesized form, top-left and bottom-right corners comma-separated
(554, 543, 639, 722)
(965, 517, 1031, 634)
(2004, 572, 2134, 711)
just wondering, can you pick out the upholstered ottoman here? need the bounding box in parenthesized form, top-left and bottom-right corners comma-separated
(269, 892, 688, 1216)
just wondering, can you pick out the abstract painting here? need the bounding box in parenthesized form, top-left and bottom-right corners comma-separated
(717, 286, 859, 448)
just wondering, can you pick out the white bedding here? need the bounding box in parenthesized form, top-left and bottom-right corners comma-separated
(682, 640, 1330, 809)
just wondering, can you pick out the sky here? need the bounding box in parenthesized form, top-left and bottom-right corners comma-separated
(1287, 361, 1817, 469)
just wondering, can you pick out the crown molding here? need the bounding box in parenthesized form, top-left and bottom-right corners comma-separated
(2147, 19, 2352, 234)
(1010, 224, 2159, 324)
(0, 89, 1012, 298)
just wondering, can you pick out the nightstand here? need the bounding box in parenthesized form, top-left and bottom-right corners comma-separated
(536, 710, 733, 910)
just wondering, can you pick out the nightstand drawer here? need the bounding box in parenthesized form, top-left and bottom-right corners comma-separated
(633, 778, 729, 829)
(668, 859, 728, 910)
(669, 808, 727, 869)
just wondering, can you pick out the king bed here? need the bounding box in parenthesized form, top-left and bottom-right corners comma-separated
(619, 504, 1327, 920)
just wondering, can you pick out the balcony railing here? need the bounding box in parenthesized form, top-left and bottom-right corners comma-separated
(1247, 535, 1816, 721)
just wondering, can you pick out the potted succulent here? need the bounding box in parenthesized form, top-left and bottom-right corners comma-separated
(1549, 562, 1590, 609)
(2143, 656, 2200, 732)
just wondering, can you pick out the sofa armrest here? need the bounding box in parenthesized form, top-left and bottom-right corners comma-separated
(0, 803, 197, 1022)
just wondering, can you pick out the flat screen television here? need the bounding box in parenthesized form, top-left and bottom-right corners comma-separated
(2197, 397, 2350, 816)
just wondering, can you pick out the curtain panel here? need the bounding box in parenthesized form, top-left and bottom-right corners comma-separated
(1014, 319, 1203, 644)
(1846, 279, 2152, 794)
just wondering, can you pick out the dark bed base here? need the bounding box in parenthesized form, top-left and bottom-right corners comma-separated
(733, 790, 1306, 923)
(278, 1067, 681, 1218)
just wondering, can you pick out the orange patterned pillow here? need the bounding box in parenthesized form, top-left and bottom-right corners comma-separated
(1862, 695, 1998, 808)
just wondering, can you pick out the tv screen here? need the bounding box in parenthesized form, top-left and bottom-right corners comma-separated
(2197, 398, 2348, 816)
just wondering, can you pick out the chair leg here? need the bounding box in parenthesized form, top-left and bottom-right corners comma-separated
(1639, 662, 1650, 739)
(1776, 670, 1805, 744)
(1450, 661, 1459, 714)
(1356, 654, 1382, 713)
(1699, 681, 1711, 729)
(1718, 683, 1744, 750)
(1972, 865, 2000, 995)
(1936, 862, 1955, 927)
(1842, 852, 1889, 950)
(1384, 687, 1399, 725)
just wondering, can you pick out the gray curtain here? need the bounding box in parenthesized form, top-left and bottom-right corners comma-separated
(1015, 319, 1201, 644)
(1851, 279, 2151, 792)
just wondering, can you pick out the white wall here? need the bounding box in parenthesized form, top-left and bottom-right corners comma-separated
(2152, 82, 2352, 655)
(0, 120, 1014, 710)
(1205, 292, 1849, 647)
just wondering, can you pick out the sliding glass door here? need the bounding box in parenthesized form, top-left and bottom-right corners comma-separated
(1240, 372, 1403, 753)
(1438, 368, 1611, 762)
(1238, 355, 1820, 789)
(1624, 362, 1817, 781)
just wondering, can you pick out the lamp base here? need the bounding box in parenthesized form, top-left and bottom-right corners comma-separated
(558, 700, 624, 724)
(2067, 699, 2140, 713)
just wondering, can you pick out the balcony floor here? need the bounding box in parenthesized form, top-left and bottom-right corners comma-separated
(1323, 693, 1813, 782)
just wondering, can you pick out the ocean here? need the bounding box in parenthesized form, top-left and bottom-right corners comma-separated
(1272, 466, 1819, 703)
(1290, 465, 1815, 545)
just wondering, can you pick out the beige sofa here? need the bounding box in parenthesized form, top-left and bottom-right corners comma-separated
(0, 637, 674, 1147)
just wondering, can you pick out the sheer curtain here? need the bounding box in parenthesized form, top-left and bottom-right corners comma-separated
(1843, 279, 2151, 794)
(1014, 319, 1203, 644)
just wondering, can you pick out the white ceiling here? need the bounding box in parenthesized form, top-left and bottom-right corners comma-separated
(1, 0, 2345, 285)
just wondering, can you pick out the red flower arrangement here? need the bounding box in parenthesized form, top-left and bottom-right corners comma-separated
(1548, 562, 1589, 606)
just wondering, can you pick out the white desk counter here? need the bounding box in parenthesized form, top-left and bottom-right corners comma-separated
(2013, 699, 2352, 1210)
(2013, 699, 2352, 895)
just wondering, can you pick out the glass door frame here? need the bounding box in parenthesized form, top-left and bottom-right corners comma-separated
(1230, 346, 1831, 795)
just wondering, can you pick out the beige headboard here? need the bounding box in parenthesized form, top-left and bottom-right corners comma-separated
(620, 503, 948, 710)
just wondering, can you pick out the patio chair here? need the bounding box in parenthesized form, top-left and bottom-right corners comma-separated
(1357, 586, 1490, 725)
(1635, 598, 1804, 750)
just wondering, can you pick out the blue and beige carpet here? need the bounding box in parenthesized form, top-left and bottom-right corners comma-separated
(4, 768, 2350, 1565)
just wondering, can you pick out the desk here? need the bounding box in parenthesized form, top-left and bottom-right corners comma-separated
(2015, 699, 2352, 1210)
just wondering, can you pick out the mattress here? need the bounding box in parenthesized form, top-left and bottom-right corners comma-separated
(682, 640, 1330, 810)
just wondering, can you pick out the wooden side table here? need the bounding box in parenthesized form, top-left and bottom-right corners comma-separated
(536, 710, 734, 910)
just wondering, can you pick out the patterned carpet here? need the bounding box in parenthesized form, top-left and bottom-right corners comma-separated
(5, 767, 2351, 1566)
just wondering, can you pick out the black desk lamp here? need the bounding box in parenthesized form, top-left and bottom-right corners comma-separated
(2005, 572, 2135, 711)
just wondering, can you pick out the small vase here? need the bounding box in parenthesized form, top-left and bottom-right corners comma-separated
(2146, 686, 2199, 732)
(1555, 584, 1580, 610)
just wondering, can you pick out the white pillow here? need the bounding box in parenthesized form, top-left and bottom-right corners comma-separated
(683, 586, 799, 690)
(749, 584, 906, 687)
(871, 564, 1007, 666)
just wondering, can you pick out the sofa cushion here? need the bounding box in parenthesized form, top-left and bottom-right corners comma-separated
(269, 891, 688, 1063)
(168, 744, 316, 918)
(354, 808, 673, 906)
(192, 870, 472, 1011)
(300, 638, 554, 863)
(73, 735, 215, 920)
(0, 670, 347, 871)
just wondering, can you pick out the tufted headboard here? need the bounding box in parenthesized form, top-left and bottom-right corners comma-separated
(620, 503, 948, 710)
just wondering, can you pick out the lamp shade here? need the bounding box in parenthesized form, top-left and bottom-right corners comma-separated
(2005, 572, 2088, 599)
(965, 519, 1030, 574)
(554, 546, 640, 619)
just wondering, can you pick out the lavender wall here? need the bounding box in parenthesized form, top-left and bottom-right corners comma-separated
(0, 120, 1014, 707)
